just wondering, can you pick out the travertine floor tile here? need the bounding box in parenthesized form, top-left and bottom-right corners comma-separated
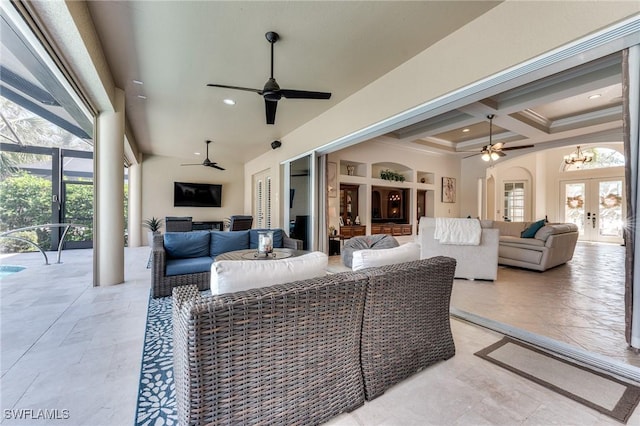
(2, 243, 639, 425)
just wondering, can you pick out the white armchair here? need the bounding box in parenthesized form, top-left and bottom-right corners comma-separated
(418, 217, 499, 280)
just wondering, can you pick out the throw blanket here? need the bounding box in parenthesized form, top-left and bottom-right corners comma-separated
(434, 218, 482, 245)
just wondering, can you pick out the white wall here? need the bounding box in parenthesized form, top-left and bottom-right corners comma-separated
(141, 154, 244, 244)
(459, 157, 488, 218)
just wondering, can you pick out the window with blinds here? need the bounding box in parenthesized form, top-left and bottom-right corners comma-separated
(254, 173, 272, 229)
(256, 178, 264, 228)
(504, 181, 525, 222)
(265, 177, 272, 228)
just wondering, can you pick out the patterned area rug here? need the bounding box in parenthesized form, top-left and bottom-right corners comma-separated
(134, 295, 176, 426)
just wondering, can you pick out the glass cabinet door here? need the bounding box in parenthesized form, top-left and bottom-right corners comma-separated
(340, 185, 359, 226)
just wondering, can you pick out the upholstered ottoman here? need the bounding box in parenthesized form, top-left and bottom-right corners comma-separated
(342, 234, 399, 268)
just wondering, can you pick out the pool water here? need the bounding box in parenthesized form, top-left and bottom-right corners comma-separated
(0, 265, 25, 277)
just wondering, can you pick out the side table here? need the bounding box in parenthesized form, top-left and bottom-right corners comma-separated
(329, 234, 348, 256)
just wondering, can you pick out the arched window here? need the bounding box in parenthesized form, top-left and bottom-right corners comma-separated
(562, 147, 624, 171)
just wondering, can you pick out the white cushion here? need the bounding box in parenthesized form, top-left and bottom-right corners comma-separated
(211, 251, 328, 295)
(352, 242, 421, 271)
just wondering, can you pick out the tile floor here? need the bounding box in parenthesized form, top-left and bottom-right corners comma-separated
(451, 241, 640, 368)
(1, 244, 639, 425)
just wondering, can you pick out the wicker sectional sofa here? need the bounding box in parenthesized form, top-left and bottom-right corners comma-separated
(151, 229, 302, 297)
(172, 256, 457, 425)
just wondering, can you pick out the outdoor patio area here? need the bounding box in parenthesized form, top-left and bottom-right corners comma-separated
(1, 245, 639, 425)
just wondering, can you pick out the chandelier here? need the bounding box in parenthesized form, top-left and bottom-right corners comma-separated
(564, 146, 594, 166)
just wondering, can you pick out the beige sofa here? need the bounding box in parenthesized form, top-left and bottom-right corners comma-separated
(418, 218, 579, 278)
(492, 221, 579, 271)
(418, 217, 499, 280)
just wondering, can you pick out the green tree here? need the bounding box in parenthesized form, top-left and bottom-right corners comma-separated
(63, 182, 94, 242)
(0, 172, 52, 251)
(0, 152, 19, 178)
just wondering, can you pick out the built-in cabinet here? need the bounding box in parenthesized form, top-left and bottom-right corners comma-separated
(339, 184, 367, 236)
(340, 184, 360, 226)
(370, 223, 412, 236)
(340, 225, 367, 237)
(329, 158, 439, 238)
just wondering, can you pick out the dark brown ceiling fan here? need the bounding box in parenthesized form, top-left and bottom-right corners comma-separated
(181, 140, 225, 170)
(207, 31, 332, 125)
(465, 114, 534, 160)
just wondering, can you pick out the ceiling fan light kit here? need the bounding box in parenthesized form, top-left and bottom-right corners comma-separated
(481, 114, 498, 162)
(476, 114, 533, 161)
(481, 149, 500, 162)
(207, 31, 332, 125)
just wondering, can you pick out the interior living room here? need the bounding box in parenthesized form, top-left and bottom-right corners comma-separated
(2, 1, 640, 425)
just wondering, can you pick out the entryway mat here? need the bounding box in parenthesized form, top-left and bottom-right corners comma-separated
(475, 337, 640, 423)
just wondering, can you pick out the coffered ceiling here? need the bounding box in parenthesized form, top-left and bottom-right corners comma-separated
(382, 53, 622, 159)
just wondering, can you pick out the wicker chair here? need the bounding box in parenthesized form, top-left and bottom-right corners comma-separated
(151, 233, 210, 298)
(165, 216, 192, 232)
(229, 215, 253, 231)
(173, 272, 369, 425)
(359, 256, 457, 400)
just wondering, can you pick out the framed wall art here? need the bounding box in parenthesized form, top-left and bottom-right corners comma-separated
(442, 177, 456, 203)
(327, 162, 337, 198)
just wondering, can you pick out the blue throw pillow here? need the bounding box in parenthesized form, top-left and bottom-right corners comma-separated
(249, 229, 284, 249)
(521, 219, 546, 238)
(210, 230, 250, 258)
(164, 231, 211, 258)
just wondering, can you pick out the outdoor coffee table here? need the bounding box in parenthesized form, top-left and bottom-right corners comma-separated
(215, 248, 309, 261)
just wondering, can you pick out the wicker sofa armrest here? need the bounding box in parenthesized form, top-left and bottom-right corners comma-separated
(283, 235, 303, 250)
(172, 284, 202, 309)
(150, 234, 167, 296)
(360, 256, 457, 400)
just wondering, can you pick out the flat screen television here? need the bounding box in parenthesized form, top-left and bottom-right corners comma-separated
(174, 182, 222, 207)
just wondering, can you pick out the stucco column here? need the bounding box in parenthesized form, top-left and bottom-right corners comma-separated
(128, 162, 142, 247)
(94, 88, 125, 286)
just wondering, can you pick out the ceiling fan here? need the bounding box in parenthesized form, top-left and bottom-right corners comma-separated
(207, 31, 332, 125)
(466, 114, 534, 160)
(181, 140, 225, 170)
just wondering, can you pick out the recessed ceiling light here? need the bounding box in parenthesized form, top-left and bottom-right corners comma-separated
(223, 99, 236, 105)
(462, 128, 470, 133)
(133, 80, 144, 85)
(137, 95, 147, 100)
(588, 94, 601, 100)
(194, 152, 201, 156)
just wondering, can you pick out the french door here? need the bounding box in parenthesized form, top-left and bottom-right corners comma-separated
(561, 178, 624, 244)
(60, 181, 93, 248)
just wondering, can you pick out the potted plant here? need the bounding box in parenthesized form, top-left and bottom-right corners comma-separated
(143, 217, 163, 246)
